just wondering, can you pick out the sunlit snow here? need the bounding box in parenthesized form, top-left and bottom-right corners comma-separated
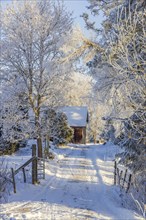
(0, 142, 142, 220)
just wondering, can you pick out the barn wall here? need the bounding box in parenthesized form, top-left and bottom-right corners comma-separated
(71, 126, 86, 144)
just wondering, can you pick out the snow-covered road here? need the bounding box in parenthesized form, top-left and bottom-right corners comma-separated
(0, 143, 142, 220)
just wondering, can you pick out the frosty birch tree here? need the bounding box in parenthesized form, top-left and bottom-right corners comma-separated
(1, 0, 72, 157)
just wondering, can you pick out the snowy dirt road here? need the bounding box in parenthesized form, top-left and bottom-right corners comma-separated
(0, 143, 142, 220)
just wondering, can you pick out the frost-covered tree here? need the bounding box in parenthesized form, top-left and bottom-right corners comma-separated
(117, 105, 146, 171)
(87, 93, 110, 143)
(0, 76, 30, 153)
(100, 117, 116, 143)
(0, 98, 28, 147)
(62, 71, 93, 106)
(53, 112, 73, 145)
(1, 0, 73, 157)
(43, 109, 73, 146)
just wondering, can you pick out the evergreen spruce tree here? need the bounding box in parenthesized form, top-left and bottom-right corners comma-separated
(53, 112, 73, 145)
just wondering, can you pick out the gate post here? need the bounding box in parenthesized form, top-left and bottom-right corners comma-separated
(32, 144, 37, 184)
(11, 168, 16, 193)
(114, 160, 117, 185)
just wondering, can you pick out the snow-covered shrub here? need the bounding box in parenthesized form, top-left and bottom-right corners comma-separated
(0, 141, 19, 155)
(117, 106, 145, 172)
(0, 92, 29, 155)
(0, 159, 11, 202)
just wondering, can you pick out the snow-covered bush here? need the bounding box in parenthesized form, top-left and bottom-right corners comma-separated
(0, 160, 11, 202)
(0, 141, 19, 155)
(116, 106, 146, 172)
(0, 92, 29, 155)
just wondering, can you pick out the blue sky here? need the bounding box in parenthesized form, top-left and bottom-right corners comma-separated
(65, 0, 103, 36)
(1, 0, 103, 37)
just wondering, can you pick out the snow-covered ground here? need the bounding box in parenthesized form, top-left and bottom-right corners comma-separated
(0, 142, 143, 220)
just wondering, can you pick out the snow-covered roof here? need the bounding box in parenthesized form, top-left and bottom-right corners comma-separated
(59, 106, 88, 127)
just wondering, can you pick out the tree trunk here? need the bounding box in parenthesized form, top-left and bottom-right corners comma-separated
(93, 133, 96, 144)
(35, 110, 42, 158)
(44, 134, 50, 158)
(37, 137, 42, 158)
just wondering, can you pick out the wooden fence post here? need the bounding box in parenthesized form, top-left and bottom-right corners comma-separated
(32, 144, 37, 184)
(32, 144, 36, 157)
(126, 174, 132, 193)
(114, 160, 117, 185)
(11, 168, 16, 193)
(43, 158, 45, 179)
(22, 167, 26, 183)
(122, 169, 127, 188)
(34, 157, 37, 183)
(117, 168, 120, 185)
(119, 170, 123, 186)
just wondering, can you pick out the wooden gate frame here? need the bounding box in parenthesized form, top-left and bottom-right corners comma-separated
(11, 144, 38, 193)
(114, 160, 132, 193)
